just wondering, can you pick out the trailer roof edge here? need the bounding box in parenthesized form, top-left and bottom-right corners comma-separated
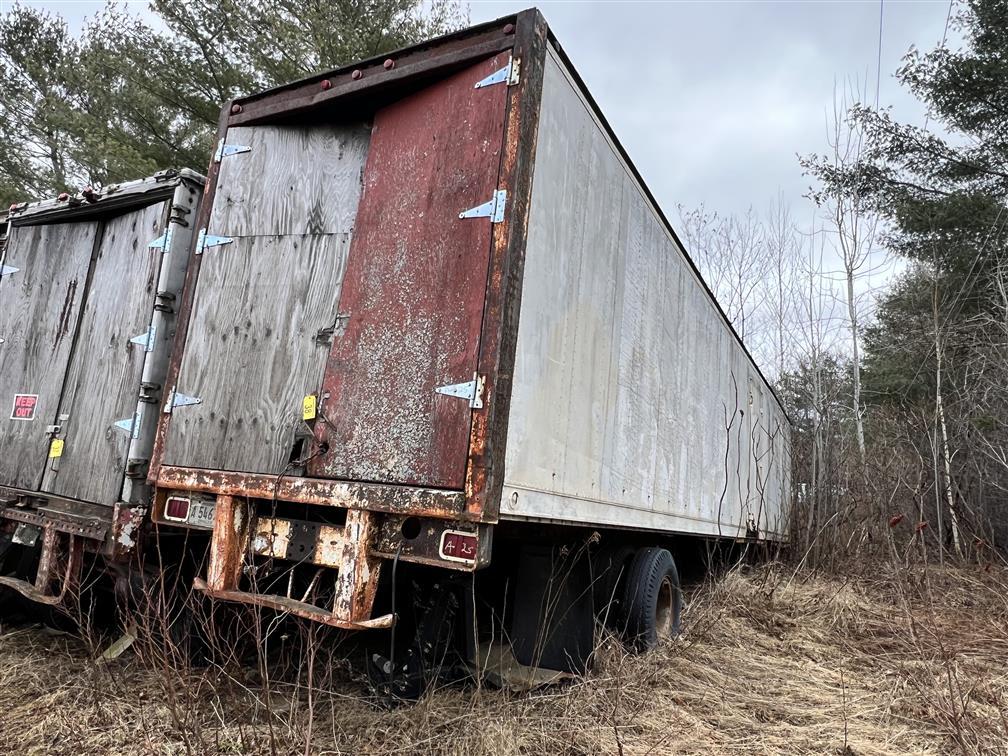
(231, 12, 522, 106)
(8, 169, 206, 227)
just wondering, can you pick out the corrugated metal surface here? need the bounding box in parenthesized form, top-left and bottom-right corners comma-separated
(501, 47, 789, 538)
(163, 125, 370, 474)
(310, 54, 509, 489)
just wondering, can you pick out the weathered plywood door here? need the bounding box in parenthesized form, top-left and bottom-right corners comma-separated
(309, 54, 509, 489)
(0, 222, 99, 490)
(41, 202, 168, 504)
(162, 124, 371, 474)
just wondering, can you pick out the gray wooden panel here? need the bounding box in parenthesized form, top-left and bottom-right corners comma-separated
(42, 202, 167, 505)
(164, 122, 369, 474)
(209, 124, 371, 236)
(0, 221, 99, 489)
(164, 233, 356, 473)
(501, 48, 789, 539)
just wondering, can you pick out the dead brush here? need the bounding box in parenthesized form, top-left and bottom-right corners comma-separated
(2, 556, 1008, 755)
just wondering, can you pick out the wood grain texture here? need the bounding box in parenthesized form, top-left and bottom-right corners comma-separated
(42, 201, 168, 505)
(163, 122, 371, 474)
(0, 221, 99, 489)
(309, 54, 509, 489)
(164, 233, 356, 473)
(209, 124, 371, 236)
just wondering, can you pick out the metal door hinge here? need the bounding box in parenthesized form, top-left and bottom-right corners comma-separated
(214, 140, 252, 162)
(148, 228, 173, 251)
(475, 57, 520, 88)
(113, 408, 143, 440)
(459, 190, 507, 223)
(1, 265, 18, 278)
(129, 325, 157, 352)
(163, 387, 202, 414)
(196, 229, 233, 255)
(435, 374, 485, 409)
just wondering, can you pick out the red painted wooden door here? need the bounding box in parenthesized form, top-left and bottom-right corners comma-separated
(308, 54, 509, 489)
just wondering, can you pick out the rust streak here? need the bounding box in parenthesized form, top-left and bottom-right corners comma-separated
(464, 10, 549, 523)
(206, 495, 248, 592)
(157, 465, 467, 520)
(53, 278, 78, 351)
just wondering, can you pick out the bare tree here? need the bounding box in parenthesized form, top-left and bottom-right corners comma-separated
(764, 194, 802, 378)
(820, 82, 881, 469)
(679, 205, 771, 357)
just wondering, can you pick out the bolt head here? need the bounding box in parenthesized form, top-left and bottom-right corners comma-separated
(320, 78, 332, 90)
(230, 103, 243, 114)
(351, 69, 362, 80)
(503, 23, 515, 34)
(383, 58, 395, 70)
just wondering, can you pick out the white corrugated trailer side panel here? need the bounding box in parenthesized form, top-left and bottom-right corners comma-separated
(500, 45, 790, 540)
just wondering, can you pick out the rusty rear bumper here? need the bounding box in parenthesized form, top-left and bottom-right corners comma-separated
(0, 489, 144, 608)
(202, 497, 386, 628)
(153, 468, 493, 628)
(193, 578, 395, 630)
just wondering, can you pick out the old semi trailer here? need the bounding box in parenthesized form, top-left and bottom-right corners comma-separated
(147, 9, 789, 675)
(0, 171, 204, 604)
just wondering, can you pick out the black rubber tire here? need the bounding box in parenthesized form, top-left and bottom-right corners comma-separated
(621, 547, 682, 652)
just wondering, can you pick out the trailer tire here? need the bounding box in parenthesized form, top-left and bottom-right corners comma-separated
(622, 547, 681, 652)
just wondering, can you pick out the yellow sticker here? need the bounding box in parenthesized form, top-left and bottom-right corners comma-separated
(302, 394, 317, 421)
(49, 438, 64, 458)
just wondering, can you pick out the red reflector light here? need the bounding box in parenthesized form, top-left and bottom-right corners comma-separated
(439, 529, 478, 563)
(164, 496, 191, 522)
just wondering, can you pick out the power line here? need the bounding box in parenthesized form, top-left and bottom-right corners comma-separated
(875, 0, 884, 109)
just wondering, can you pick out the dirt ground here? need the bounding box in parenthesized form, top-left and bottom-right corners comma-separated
(1, 561, 1006, 755)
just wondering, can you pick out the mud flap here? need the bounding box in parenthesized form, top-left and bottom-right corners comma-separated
(509, 543, 594, 674)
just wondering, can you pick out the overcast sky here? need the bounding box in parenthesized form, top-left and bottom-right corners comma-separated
(471, 1, 952, 219)
(23, 0, 951, 219)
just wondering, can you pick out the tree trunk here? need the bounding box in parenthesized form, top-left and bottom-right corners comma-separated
(846, 268, 866, 467)
(934, 336, 963, 558)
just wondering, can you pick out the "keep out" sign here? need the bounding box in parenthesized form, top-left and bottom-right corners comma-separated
(11, 394, 38, 420)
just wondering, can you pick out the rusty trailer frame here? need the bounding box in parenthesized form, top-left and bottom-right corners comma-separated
(147, 11, 549, 629)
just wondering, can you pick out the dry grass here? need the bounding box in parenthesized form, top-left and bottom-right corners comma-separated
(2, 562, 1007, 755)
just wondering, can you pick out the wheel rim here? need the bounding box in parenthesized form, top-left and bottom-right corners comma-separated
(655, 575, 674, 637)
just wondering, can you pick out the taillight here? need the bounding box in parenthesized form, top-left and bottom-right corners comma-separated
(164, 496, 191, 522)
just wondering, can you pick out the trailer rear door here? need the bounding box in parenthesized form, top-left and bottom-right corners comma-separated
(40, 202, 167, 503)
(0, 221, 98, 489)
(164, 54, 509, 491)
(161, 123, 372, 475)
(308, 54, 509, 489)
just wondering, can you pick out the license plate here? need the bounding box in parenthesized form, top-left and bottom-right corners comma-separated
(187, 500, 216, 529)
